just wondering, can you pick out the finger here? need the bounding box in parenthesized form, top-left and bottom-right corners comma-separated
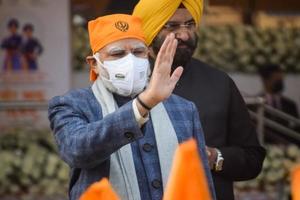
(206, 147, 212, 157)
(169, 66, 183, 85)
(156, 34, 170, 60)
(162, 38, 177, 72)
(154, 35, 171, 72)
(160, 36, 175, 67)
(165, 33, 175, 56)
(160, 33, 175, 58)
(158, 33, 176, 72)
(169, 38, 178, 62)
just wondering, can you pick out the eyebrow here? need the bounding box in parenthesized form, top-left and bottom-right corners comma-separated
(107, 44, 146, 51)
(167, 18, 195, 24)
(106, 46, 123, 53)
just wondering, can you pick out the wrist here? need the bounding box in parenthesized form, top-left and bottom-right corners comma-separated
(137, 95, 152, 110)
(214, 148, 224, 171)
(206, 147, 217, 170)
(138, 90, 159, 109)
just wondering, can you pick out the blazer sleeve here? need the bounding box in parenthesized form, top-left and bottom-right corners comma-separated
(191, 102, 216, 200)
(48, 94, 143, 169)
(217, 79, 266, 181)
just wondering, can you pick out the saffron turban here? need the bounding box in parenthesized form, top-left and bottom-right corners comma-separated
(88, 14, 146, 81)
(132, 0, 203, 45)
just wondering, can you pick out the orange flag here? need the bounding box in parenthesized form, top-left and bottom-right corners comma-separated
(291, 165, 300, 200)
(163, 138, 212, 200)
(80, 178, 120, 200)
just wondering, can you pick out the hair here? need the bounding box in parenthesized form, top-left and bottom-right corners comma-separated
(7, 18, 19, 28)
(23, 23, 34, 32)
(258, 64, 283, 80)
(93, 52, 100, 61)
(178, 3, 185, 8)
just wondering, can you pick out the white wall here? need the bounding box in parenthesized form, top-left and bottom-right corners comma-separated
(72, 70, 90, 89)
(229, 73, 300, 114)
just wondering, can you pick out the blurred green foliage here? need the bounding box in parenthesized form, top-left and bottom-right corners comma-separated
(235, 144, 300, 198)
(72, 24, 91, 71)
(0, 128, 69, 200)
(195, 25, 300, 73)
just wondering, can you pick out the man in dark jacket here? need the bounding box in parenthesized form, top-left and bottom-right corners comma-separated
(133, 0, 266, 199)
(258, 64, 300, 144)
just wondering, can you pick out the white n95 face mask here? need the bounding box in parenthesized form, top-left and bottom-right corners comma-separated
(94, 53, 150, 97)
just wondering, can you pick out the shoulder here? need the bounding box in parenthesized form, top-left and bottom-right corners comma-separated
(50, 87, 92, 100)
(48, 87, 101, 120)
(49, 87, 94, 108)
(188, 58, 236, 90)
(190, 58, 230, 79)
(281, 96, 297, 107)
(164, 94, 197, 113)
(15, 35, 22, 42)
(188, 58, 234, 88)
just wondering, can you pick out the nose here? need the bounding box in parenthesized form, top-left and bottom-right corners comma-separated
(174, 29, 189, 41)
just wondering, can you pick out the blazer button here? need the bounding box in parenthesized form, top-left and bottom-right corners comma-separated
(151, 179, 162, 189)
(142, 143, 153, 152)
(124, 132, 134, 140)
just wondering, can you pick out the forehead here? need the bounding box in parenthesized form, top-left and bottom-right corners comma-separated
(100, 38, 146, 52)
(168, 8, 193, 22)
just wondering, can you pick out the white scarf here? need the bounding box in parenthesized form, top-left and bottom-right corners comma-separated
(92, 78, 179, 200)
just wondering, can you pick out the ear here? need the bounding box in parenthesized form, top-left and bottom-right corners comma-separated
(86, 55, 99, 75)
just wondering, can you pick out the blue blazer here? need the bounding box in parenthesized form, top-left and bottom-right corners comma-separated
(48, 87, 215, 200)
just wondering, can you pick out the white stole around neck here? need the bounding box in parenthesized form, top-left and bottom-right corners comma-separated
(92, 78, 178, 200)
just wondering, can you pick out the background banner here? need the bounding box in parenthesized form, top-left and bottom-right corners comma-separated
(0, 0, 71, 129)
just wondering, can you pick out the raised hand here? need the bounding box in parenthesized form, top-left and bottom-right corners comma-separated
(138, 33, 183, 111)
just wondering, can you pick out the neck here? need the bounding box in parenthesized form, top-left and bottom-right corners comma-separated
(113, 93, 133, 107)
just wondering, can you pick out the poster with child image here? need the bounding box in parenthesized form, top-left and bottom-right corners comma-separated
(0, 0, 71, 129)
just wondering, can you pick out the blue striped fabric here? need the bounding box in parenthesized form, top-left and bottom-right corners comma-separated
(48, 87, 216, 200)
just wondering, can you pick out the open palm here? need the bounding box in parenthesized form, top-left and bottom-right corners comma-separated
(142, 33, 183, 105)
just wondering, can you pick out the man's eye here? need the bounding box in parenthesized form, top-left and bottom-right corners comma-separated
(133, 49, 145, 55)
(110, 51, 126, 57)
(166, 24, 180, 29)
(186, 21, 196, 27)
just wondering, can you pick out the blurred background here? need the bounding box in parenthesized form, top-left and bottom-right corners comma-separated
(0, 0, 300, 199)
